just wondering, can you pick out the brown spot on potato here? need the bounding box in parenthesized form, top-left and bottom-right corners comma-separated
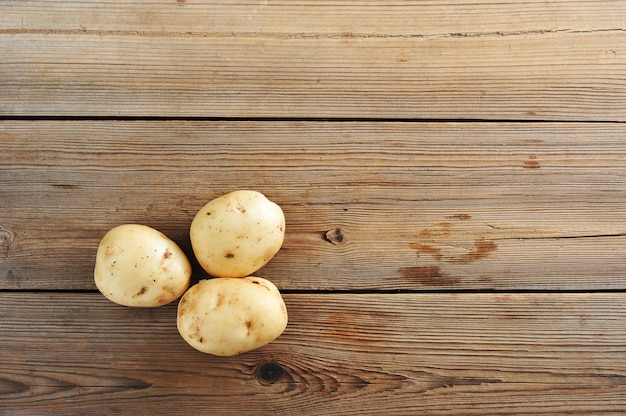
(178, 300, 189, 314)
(163, 286, 176, 296)
(249, 279, 270, 290)
(215, 292, 224, 307)
(225, 252, 235, 258)
(398, 266, 461, 286)
(245, 320, 252, 335)
(234, 203, 246, 213)
(189, 320, 202, 340)
(135, 286, 148, 297)
(163, 248, 172, 259)
(262, 247, 277, 262)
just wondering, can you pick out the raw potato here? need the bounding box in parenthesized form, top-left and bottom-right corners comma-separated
(190, 190, 285, 278)
(177, 277, 288, 356)
(94, 224, 192, 307)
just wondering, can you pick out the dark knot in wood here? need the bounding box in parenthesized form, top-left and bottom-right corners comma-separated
(0, 226, 15, 257)
(324, 228, 345, 245)
(258, 361, 284, 384)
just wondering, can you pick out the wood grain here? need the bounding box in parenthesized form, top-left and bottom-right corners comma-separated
(1, 1, 625, 119)
(3, 0, 625, 34)
(1, 292, 625, 415)
(2, 3, 625, 414)
(2, 120, 625, 291)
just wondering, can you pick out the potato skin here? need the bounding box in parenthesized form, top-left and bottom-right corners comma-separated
(189, 190, 285, 278)
(177, 277, 288, 356)
(94, 224, 191, 307)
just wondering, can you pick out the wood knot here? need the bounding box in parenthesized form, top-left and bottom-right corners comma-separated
(324, 228, 345, 245)
(0, 226, 16, 256)
(258, 361, 284, 385)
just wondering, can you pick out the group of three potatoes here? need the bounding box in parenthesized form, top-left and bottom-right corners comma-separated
(94, 190, 288, 356)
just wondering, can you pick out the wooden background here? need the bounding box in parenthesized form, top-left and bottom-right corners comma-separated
(1, 1, 625, 414)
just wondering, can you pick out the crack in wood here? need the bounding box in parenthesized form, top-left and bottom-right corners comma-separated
(490, 232, 626, 241)
(2, 28, 624, 39)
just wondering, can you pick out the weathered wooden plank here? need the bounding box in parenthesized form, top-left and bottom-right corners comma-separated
(1, 292, 625, 415)
(1, 1, 624, 119)
(3, 0, 624, 35)
(1, 121, 625, 291)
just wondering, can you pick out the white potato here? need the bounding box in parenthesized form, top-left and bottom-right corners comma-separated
(177, 277, 288, 356)
(189, 190, 285, 278)
(94, 224, 191, 307)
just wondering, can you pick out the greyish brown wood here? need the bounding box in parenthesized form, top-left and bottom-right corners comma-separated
(1, 1, 625, 119)
(2, 121, 626, 291)
(1, 293, 626, 415)
(1, 1, 626, 414)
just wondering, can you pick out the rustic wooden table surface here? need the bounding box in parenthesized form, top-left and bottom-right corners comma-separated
(2, 1, 626, 414)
